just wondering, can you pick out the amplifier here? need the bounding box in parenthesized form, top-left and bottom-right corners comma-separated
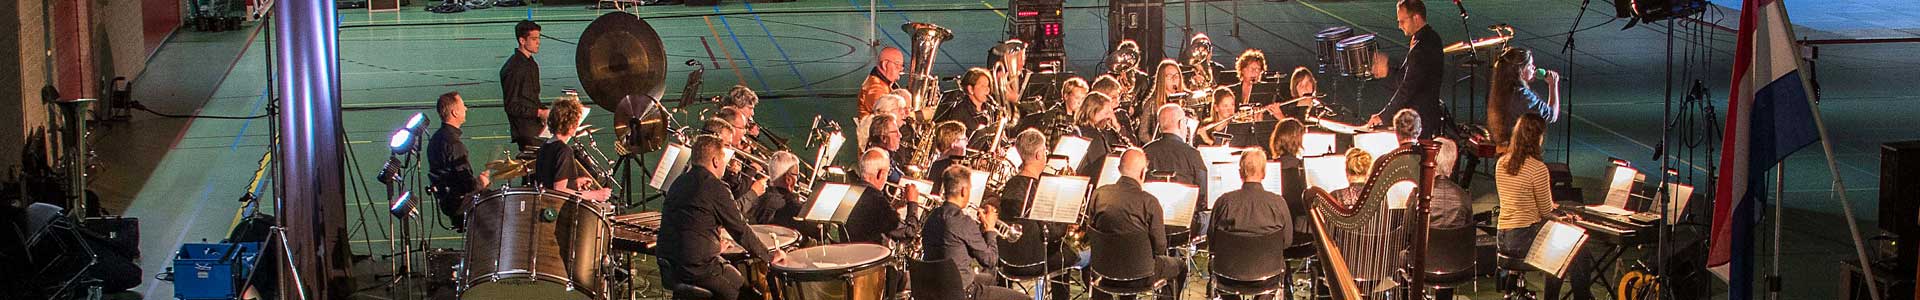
(83, 216, 140, 258)
(1010, 0, 1067, 73)
(1108, 0, 1165, 66)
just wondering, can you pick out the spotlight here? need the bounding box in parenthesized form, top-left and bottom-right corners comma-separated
(389, 191, 415, 219)
(388, 129, 415, 154)
(404, 112, 427, 132)
(377, 157, 404, 185)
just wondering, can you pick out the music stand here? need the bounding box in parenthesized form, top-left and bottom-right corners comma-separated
(1352, 132, 1399, 159)
(1654, 182, 1696, 222)
(1246, 82, 1289, 105)
(1053, 136, 1092, 170)
(1260, 161, 1285, 194)
(1302, 132, 1338, 157)
(1095, 154, 1124, 187)
(1142, 182, 1200, 227)
(1025, 175, 1093, 224)
(1205, 161, 1241, 209)
(803, 182, 868, 223)
(1525, 221, 1591, 278)
(1303, 155, 1351, 192)
(648, 144, 694, 192)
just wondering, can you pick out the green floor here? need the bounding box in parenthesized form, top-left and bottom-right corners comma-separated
(91, 0, 1920, 299)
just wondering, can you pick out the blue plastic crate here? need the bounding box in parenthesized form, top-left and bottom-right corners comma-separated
(171, 242, 263, 300)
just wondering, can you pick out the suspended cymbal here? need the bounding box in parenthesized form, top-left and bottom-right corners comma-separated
(576, 11, 667, 111)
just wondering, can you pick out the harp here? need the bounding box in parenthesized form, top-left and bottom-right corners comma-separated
(1305, 145, 1438, 300)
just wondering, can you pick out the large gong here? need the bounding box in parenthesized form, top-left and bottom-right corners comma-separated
(575, 11, 667, 111)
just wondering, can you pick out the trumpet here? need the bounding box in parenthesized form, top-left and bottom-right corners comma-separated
(993, 219, 1024, 242)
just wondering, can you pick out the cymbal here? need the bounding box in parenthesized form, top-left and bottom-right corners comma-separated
(576, 12, 667, 111)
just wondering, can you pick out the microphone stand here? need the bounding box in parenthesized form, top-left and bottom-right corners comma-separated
(1561, 0, 1590, 163)
(1451, 0, 1480, 125)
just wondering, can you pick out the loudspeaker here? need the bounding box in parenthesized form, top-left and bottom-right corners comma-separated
(1880, 140, 1920, 272)
(1108, 0, 1165, 66)
(81, 216, 139, 258)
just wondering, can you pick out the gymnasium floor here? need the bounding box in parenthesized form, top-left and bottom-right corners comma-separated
(89, 0, 1920, 299)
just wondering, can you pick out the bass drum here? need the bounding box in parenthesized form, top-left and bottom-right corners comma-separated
(771, 243, 894, 300)
(461, 188, 613, 300)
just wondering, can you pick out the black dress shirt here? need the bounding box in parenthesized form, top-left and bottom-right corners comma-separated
(845, 181, 920, 245)
(921, 202, 1000, 289)
(426, 124, 476, 227)
(500, 50, 546, 147)
(658, 167, 775, 279)
(938, 99, 988, 132)
(1142, 133, 1209, 211)
(1210, 182, 1293, 239)
(929, 157, 960, 193)
(1087, 178, 1169, 256)
(750, 187, 797, 225)
(1376, 25, 1448, 139)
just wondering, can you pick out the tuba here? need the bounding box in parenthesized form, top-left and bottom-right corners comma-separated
(900, 22, 953, 177)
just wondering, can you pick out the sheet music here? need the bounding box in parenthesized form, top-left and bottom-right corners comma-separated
(1602, 166, 1639, 211)
(1526, 221, 1590, 277)
(1659, 183, 1696, 221)
(1097, 155, 1123, 186)
(1028, 175, 1092, 224)
(1053, 136, 1092, 170)
(1142, 182, 1199, 227)
(1353, 132, 1399, 159)
(650, 145, 693, 190)
(1303, 155, 1350, 191)
(968, 169, 989, 209)
(1205, 162, 1242, 209)
(1386, 180, 1417, 210)
(1196, 146, 1235, 164)
(1261, 162, 1284, 194)
(1302, 133, 1337, 157)
(815, 134, 845, 175)
(804, 183, 867, 223)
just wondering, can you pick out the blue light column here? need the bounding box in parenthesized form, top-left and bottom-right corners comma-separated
(273, 0, 348, 298)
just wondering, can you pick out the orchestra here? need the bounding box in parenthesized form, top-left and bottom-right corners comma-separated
(434, 2, 1623, 298)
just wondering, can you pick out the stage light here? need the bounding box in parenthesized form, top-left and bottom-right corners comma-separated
(404, 112, 427, 132)
(388, 129, 414, 154)
(388, 191, 415, 219)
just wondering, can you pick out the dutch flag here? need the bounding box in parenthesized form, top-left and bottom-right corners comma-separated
(1706, 0, 1822, 298)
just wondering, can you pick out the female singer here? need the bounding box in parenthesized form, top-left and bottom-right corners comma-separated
(1488, 48, 1563, 148)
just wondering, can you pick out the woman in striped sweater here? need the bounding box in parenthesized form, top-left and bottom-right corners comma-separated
(1495, 113, 1590, 299)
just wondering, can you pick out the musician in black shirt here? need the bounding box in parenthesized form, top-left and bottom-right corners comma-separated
(426, 92, 490, 230)
(657, 135, 786, 300)
(938, 68, 994, 132)
(1086, 149, 1186, 299)
(921, 165, 1029, 300)
(998, 129, 1080, 299)
(501, 20, 548, 150)
(1368, 0, 1448, 139)
(530, 96, 611, 201)
(927, 121, 968, 193)
(1143, 103, 1210, 239)
(1209, 149, 1292, 239)
(1074, 92, 1126, 176)
(845, 148, 920, 245)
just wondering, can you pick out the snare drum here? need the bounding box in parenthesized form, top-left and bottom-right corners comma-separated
(1337, 34, 1379, 78)
(461, 188, 613, 300)
(771, 244, 895, 300)
(1315, 27, 1354, 74)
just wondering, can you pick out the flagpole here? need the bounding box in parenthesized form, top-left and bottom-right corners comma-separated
(1770, 163, 1782, 300)
(1775, 4, 1881, 300)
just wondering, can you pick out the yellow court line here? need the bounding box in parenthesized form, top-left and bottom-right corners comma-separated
(980, 1, 1008, 20)
(1293, 0, 1409, 48)
(229, 151, 274, 230)
(704, 16, 751, 86)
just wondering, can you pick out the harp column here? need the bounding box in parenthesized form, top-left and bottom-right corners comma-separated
(274, 0, 351, 298)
